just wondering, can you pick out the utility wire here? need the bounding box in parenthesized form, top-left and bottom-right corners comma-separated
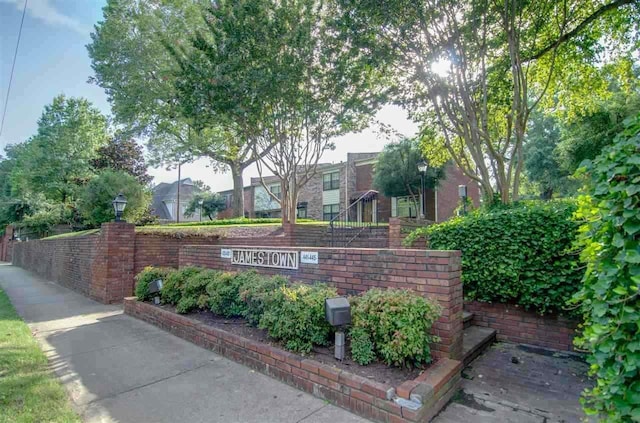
(0, 0, 28, 145)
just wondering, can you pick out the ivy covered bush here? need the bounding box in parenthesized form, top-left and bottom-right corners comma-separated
(349, 289, 441, 367)
(134, 266, 173, 301)
(259, 283, 337, 353)
(571, 116, 640, 421)
(405, 200, 581, 315)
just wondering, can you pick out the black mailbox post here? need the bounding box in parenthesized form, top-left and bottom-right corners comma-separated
(325, 297, 351, 360)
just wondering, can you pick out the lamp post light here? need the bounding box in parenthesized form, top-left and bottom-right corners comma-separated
(417, 161, 429, 220)
(458, 185, 468, 216)
(198, 199, 204, 222)
(112, 193, 127, 222)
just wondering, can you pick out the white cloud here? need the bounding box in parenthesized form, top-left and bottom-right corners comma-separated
(1, 0, 91, 36)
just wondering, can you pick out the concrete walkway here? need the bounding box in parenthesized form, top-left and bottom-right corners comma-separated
(0, 263, 368, 423)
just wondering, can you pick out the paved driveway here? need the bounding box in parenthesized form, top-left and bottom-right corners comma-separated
(0, 263, 367, 423)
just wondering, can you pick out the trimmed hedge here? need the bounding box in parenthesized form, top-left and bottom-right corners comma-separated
(134, 267, 440, 366)
(177, 269, 219, 314)
(350, 289, 441, 367)
(259, 283, 337, 354)
(134, 266, 173, 302)
(160, 266, 204, 306)
(405, 200, 582, 315)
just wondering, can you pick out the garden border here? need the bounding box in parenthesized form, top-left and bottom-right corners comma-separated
(124, 297, 462, 423)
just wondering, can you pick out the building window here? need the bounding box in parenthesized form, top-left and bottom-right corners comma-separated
(396, 196, 418, 218)
(297, 202, 308, 219)
(323, 171, 340, 191)
(224, 193, 233, 208)
(269, 184, 282, 200)
(323, 204, 340, 221)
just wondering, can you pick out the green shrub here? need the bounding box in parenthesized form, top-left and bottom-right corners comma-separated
(350, 288, 441, 367)
(259, 283, 337, 353)
(349, 326, 376, 365)
(571, 115, 640, 421)
(206, 271, 260, 317)
(240, 274, 290, 325)
(134, 266, 173, 301)
(405, 200, 581, 315)
(176, 269, 219, 314)
(160, 266, 203, 305)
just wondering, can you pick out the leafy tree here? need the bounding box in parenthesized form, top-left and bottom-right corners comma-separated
(169, 0, 384, 223)
(373, 139, 442, 215)
(91, 137, 153, 186)
(88, 0, 269, 217)
(557, 83, 640, 174)
(572, 114, 640, 421)
(335, 0, 638, 203)
(9, 95, 108, 205)
(78, 170, 150, 226)
(523, 112, 576, 199)
(184, 192, 226, 221)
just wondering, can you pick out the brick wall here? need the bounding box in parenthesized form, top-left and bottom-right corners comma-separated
(125, 298, 462, 423)
(285, 224, 389, 248)
(436, 164, 480, 222)
(179, 245, 463, 360)
(12, 233, 99, 297)
(388, 218, 432, 249)
(465, 301, 579, 351)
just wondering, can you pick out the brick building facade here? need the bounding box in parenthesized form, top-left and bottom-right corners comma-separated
(217, 152, 480, 222)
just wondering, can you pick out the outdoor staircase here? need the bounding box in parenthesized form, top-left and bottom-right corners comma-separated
(462, 311, 496, 366)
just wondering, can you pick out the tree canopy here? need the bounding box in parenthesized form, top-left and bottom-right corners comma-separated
(373, 139, 443, 213)
(335, 0, 639, 203)
(167, 0, 385, 223)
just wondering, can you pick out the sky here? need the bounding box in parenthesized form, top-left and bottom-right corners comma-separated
(0, 0, 418, 192)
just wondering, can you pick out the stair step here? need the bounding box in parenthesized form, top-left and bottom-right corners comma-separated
(462, 326, 496, 366)
(463, 311, 474, 329)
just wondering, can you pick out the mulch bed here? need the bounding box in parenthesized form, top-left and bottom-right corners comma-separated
(154, 303, 426, 387)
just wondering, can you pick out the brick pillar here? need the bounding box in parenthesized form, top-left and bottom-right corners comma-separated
(431, 250, 464, 360)
(90, 222, 135, 304)
(388, 218, 402, 249)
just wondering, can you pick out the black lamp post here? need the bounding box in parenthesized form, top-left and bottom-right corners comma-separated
(417, 161, 428, 220)
(112, 193, 127, 222)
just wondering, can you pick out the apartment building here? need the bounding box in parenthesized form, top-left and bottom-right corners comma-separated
(217, 152, 480, 222)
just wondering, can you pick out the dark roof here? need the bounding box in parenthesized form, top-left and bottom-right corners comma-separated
(151, 178, 199, 220)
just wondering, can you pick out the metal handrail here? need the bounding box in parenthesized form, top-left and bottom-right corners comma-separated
(329, 189, 379, 247)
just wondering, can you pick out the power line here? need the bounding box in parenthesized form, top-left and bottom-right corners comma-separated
(0, 0, 28, 145)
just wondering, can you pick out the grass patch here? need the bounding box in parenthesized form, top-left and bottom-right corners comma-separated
(144, 217, 317, 228)
(42, 229, 100, 240)
(0, 288, 80, 423)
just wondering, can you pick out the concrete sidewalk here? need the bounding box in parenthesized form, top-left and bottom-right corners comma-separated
(0, 263, 368, 423)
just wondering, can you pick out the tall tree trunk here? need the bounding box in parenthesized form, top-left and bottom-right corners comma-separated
(230, 163, 245, 218)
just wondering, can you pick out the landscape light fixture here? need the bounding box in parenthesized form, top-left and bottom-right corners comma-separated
(325, 297, 351, 361)
(458, 185, 468, 216)
(417, 161, 429, 219)
(112, 193, 127, 222)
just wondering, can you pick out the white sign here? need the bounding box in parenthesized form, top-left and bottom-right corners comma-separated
(220, 248, 233, 259)
(300, 251, 319, 264)
(228, 248, 299, 270)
